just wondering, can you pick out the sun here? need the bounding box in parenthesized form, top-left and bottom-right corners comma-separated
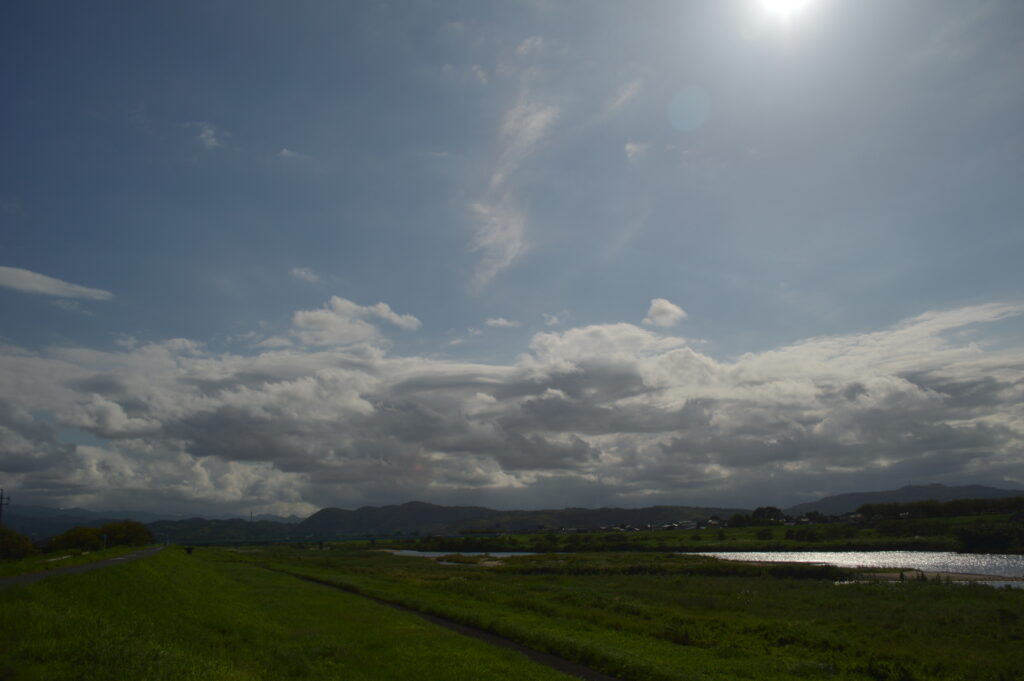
(761, 0, 813, 19)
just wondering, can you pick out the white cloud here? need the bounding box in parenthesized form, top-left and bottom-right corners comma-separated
(0, 266, 113, 300)
(290, 296, 420, 347)
(542, 313, 560, 326)
(290, 267, 320, 283)
(469, 197, 528, 290)
(485, 317, 520, 328)
(643, 298, 687, 327)
(516, 36, 544, 57)
(624, 139, 649, 163)
(278, 148, 310, 160)
(499, 97, 559, 172)
(185, 121, 225, 150)
(469, 92, 559, 290)
(2, 302, 1022, 514)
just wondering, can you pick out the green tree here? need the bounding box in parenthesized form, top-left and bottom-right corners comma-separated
(50, 526, 102, 551)
(0, 525, 35, 559)
(98, 520, 153, 546)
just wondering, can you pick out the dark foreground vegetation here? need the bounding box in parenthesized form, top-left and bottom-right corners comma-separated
(241, 546, 1023, 681)
(0, 548, 575, 681)
(0, 520, 155, 579)
(1, 544, 1021, 680)
(0, 520, 152, 560)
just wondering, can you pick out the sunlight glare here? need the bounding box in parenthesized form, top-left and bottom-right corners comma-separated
(761, 0, 812, 19)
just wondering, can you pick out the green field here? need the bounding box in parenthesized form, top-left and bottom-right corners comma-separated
(2, 546, 1021, 681)
(0, 548, 576, 681)
(246, 547, 1024, 681)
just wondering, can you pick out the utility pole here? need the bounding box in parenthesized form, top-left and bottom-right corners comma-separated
(0, 488, 9, 526)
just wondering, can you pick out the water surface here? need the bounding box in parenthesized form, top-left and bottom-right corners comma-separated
(697, 551, 1024, 578)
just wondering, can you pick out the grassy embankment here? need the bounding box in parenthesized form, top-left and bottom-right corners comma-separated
(0, 547, 577, 681)
(0, 545, 148, 579)
(248, 546, 1024, 681)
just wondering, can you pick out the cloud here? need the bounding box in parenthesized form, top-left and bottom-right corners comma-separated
(498, 97, 559, 173)
(469, 86, 559, 290)
(624, 139, 649, 163)
(468, 197, 528, 290)
(1, 302, 1022, 514)
(542, 313, 560, 326)
(185, 121, 225, 150)
(485, 317, 520, 328)
(607, 79, 642, 113)
(643, 298, 687, 327)
(290, 296, 421, 347)
(0, 266, 114, 300)
(290, 267, 320, 283)
(278, 148, 310, 160)
(516, 36, 544, 57)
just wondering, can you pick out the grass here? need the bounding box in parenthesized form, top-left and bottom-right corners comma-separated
(0, 547, 577, 681)
(248, 547, 1024, 681)
(0, 545, 150, 579)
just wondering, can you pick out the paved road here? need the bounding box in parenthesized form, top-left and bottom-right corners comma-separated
(0, 546, 164, 590)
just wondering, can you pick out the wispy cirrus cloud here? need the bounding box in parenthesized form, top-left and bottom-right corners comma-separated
(606, 78, 642, 114)
(467, 34, 560, 292)
(0, 266, 113, 301)
(468, 94, 558, 290)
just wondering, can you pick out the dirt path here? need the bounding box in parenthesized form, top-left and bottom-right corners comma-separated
(280, 570, 625, 681)
(0, 546, 164, 590)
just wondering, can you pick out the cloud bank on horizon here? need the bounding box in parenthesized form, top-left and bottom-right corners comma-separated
(0, 290, 1021, 517)
(1, 1, 1023, 515)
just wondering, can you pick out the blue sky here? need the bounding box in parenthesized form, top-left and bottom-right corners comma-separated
(1, 1, 1023, 516)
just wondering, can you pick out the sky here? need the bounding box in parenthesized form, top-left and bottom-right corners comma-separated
(1, 0, 1023, 517)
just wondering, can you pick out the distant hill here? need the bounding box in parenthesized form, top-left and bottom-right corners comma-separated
(298, 501, 748, 538)
(785, 484, 1024, 517)
(2, 504, 300, 541)
(147, 517, 300, 544)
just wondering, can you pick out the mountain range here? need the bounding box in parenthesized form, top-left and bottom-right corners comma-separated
(297, 501, 748, 538)
(784, 483, 1024, 516)
(5, 483, 1023, 542)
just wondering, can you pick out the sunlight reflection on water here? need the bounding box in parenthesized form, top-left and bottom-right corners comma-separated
(697, 551, 1024, 578)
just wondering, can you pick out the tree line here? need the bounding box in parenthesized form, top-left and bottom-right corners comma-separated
(0, 520, 153, 560)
